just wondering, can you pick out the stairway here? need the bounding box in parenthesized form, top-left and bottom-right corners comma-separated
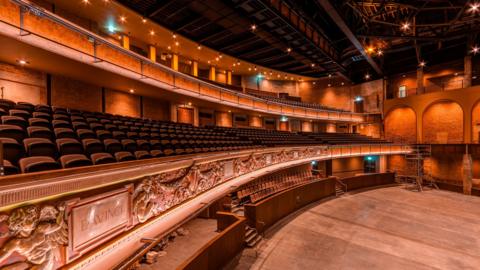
(335, 185, 345, 196)
(335, 179, 347, 197)
(245, 226, 262, 248)
(230, 196, 244, 216)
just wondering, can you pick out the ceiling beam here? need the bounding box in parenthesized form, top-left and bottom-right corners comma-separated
(316, 0, 383, 75)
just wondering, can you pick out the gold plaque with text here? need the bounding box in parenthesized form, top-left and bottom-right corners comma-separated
(66, 185, 133, 262)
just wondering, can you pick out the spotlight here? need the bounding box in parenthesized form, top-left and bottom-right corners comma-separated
(149, 30, 155, 35)
(377, 49, 383, 56)
(175, 41, 179, 46)
(16, 59, 28, 65)
(120, 16, 126, 23)
(366, 46, 375, 54)
(472, 46, 479, 55)
(142, 18, 147, 23)
(401, 22, 410, 31)
(82, 0, 90, 4)
(197, 45, 202, 50)
(248, 67, 252, 71)
(469, 3, 480, 12)
(419, 61, 426, 67)
(129, 89, 135, 93)
(365, 73, 370, 80)
(341, 82, 345, 86)
(327, 83, 331, 87)
(250, 24, 257, 31)
(188, 102, 192, 106)
(311, 63, 315, 67)
(286, 48, 292, 53)
(328, 74, 332, 78)
(172, 33, 177, 39)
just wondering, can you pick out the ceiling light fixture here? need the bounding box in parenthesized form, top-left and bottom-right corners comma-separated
(472, 46, 479, 55)
(365, 73, 371, 80)
(377, 49, 383, 56)
(401, 22, 410, 31)
(197, 45, 202, 50)
(251, 24, 257, 31)
(419, 61, 426, 67)
(149, 30, 155, 35)
(175, 41, 179, 46)
(16, 59, 28, 65)
(129, 89, 135, 93)
(120, 16, 126, 23)
(286, 48, 292, 53)
(142, 18, 147, 23)
(469, 3, 480, 12)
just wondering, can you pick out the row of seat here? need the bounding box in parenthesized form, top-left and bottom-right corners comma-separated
(236, 170, 316, 203)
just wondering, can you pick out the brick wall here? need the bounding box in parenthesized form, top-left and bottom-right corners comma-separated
(332, 157, 364, 178)
(142, 97, 170, 121)
(385, 107, 416, 143)
(0, 62, 47, 104)
(249, 115, 263, 128)
(215, 111, 232, 127)
(472, 103, 480, 143)
(105, 89, 140, 117)
(51, 75, 102, 112)
(423, 101, 463, 143)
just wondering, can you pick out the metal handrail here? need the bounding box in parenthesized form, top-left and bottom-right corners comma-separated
(8, 0, 366, 121)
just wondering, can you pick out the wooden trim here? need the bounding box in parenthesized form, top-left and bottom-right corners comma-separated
(177, 213, 246, 270)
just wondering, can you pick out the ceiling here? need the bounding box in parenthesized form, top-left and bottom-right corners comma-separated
(114, 0, 478, 81)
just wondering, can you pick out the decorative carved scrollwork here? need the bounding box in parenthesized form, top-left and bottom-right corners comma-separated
(132, 161, 226, 224)
(0, 204, 67, 270)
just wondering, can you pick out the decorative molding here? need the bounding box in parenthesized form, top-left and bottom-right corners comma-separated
(0, 144, 409, 269)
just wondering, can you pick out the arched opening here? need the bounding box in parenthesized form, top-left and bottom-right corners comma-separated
(385, 106, 417, 143)
(471, 100, 480, 143)
(422, 100, 464, 143)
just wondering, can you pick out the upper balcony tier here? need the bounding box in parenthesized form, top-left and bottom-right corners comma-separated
(0, 0, 365, 122)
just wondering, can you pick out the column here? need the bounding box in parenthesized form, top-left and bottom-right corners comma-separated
(148, 45, 156, 62)
(171, 54, 179, 71)
(464, 55, 472, 88)
(417, 67, 424, 94)
(463, 154, 473, 195)
(191, 61, 198, 77)
(227, 70, 232, 85)
(209, 66, 216, 81)
(121, 35, 130, 50)
(379, 156, 387, 173)
(302, 121, 313, 132)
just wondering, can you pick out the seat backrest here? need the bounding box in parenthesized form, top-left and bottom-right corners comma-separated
(19, 156, 60, 173)
(77, 129, 96, 139)
(91, 153, 115, 165)
(60, 154, 92, 168)
(23, 138, 57, 158)
(103, 139, 122, 154)
(0, 137, 24, 164)
(56, 138, 83, 155)
(2, 116, 27, 128)
(54, 128, 76, 139)
(27, 126, 53, 140)
(0, 125, 25, 142)
(114, 151, 135, 162)
(82, 139, 104, 155)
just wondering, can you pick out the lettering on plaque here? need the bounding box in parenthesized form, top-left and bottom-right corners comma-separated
(66, 185, 133, 262)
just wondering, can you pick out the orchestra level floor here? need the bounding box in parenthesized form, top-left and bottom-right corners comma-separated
(228, 186, 480, 270)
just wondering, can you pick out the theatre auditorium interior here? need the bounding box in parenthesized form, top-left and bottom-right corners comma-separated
(2, 0, 480, 269)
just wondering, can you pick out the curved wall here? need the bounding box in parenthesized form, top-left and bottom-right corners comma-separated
(422, 101, 464, 143)
(0, 144, 408, 270)
(385, 107, 417, 143)
(384, 86, 480, 143)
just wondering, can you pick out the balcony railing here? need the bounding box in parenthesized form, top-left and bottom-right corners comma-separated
(1, 0, 365, 122)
